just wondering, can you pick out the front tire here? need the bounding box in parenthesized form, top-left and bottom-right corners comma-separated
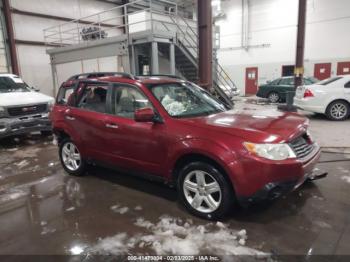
(326, 101, 349, 121)
(59, 138, 86, 176)
(177, 162, 235, 220)
(268, 92, 280, 103)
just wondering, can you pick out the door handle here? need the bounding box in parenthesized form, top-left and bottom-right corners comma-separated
(105, 123, 119, 129)
(65, 116, 75, 121)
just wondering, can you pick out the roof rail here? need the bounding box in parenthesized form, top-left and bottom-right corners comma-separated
(136, 74, 184, 80)
(69, 72, 135, 81)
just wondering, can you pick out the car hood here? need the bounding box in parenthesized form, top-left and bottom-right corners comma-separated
(0, 92, 54, 107)
(181, 108, 308, 143)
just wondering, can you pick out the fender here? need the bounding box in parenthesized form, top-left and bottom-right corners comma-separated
(164, 137, 241, 184)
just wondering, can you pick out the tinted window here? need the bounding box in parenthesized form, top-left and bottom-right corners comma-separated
(279, 78, 294, 85)
(345, 81, 350, 88)
(270, 79, 281, 85)
(77, 85, 108, 113)
(112, 85, 152, 119)
(318, 77, 342, 86)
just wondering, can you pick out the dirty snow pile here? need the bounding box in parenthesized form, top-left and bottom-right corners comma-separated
(90, 216, 267, 257)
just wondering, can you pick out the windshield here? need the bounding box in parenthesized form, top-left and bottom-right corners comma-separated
(0, 77, 30, 93)
(149, 82, 226, 118)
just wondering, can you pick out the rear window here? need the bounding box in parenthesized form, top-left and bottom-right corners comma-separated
(318, 77, 342, 86)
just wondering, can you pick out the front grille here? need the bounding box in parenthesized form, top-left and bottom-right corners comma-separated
(7, 104, 47, 117)
(289, 133, 314, 159)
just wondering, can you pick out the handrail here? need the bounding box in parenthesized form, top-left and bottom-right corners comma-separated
(44, 0, 237, 101)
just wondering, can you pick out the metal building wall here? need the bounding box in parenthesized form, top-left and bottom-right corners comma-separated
(9, 0, 120, 95)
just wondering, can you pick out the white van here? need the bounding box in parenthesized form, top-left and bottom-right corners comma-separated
(0, 74, 54, 139)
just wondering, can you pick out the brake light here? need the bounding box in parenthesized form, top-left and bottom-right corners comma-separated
(304, 89, 314, 98)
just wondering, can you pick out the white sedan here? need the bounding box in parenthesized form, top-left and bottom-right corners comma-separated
(294, 75, 350, 121)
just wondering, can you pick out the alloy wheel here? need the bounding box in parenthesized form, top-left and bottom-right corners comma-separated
(268, 93, 280, 103)
(62, 142, 81, 171)
(330, 103, 348, 120)
(183, 170, 222, 213)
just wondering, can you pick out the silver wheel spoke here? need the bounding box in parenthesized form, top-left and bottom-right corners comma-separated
(72, 154, 81, 161)
(205, 182, 220, 194)
(196, 172, 206, 187)
(63, 147, 70, 155)
(204, 195, 218, 210)
(191, 194, 203, 209)
(184, 180, 198, 193)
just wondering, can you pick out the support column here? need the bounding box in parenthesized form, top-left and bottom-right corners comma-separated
(3, 0, 19, 75)
(151, 41, 159, 75)
(50, 61, 58, 96)
(294, 0, 307, 88)
(130, 45, 136, 75)
(198, 0, 213, 90)
(169, 43, 175, 75)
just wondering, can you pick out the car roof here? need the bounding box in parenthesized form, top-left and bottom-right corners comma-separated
(63, 75, 185, 88)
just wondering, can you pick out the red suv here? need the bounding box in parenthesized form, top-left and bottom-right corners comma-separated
(51, 74, 322, 219)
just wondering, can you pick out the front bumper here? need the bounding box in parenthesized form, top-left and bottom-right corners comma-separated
(0, 113, 52, 139)
(232, 145, 322, 206)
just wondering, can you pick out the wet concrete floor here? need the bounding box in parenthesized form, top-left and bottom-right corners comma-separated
(0, 134, 350, 256)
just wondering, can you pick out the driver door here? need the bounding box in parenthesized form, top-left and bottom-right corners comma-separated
(101, 83, 168, 176)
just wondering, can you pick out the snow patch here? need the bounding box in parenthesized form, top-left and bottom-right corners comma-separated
(341, 176, 350, 184)
(134, 206, 143, 211)
(15, 160, 29, 169)
(90, 216, 267, 257)
(110, 205, 129, 215)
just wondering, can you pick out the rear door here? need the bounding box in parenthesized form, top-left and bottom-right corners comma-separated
(63, 82, 112, 162)
(100, 83, 168, 176)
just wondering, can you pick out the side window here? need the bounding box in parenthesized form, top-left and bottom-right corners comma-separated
(77, 85, 108, 113)
(345, 81, 350, 88)
(57, 87, 74, 105)
(280, 78, 294, 86)
(113, 85, 152, 119)
(304, 79, 312, 85)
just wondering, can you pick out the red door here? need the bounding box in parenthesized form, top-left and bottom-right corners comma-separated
(314, 63, 331, 80)
(337, 62, 350, 75)
(245, 67, 258, 95)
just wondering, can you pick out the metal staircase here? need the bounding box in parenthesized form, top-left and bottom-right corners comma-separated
(44, 0, 238, 105)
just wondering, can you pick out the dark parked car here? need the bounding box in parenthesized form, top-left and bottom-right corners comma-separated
(51, 74, 323, 219)
(257, 76, 319, 103)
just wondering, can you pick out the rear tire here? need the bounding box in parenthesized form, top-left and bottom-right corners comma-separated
(177, 162, 235, 220)
(268, 92, 280, 103)
(326, 100, 349, 121)
(59, 138, 86, 176)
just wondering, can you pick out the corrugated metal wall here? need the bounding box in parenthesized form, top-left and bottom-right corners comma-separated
(10, 0, 120, 95)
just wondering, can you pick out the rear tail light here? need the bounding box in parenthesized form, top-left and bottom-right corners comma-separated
(304, 89, 314, 98)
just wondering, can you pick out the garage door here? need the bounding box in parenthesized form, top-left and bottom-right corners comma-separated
(337, 62, 350, 75)
(314, 63, 331, 80)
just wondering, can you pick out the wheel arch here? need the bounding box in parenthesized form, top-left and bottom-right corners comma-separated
(171, 153, 236, 196)
(326, 99, 350, 111)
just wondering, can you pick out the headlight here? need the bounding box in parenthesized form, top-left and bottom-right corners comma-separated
(0, 107, 5, 118)
(244, 142, 296, 161)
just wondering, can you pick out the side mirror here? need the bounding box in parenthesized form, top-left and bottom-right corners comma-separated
(135, 107, 156, 122)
